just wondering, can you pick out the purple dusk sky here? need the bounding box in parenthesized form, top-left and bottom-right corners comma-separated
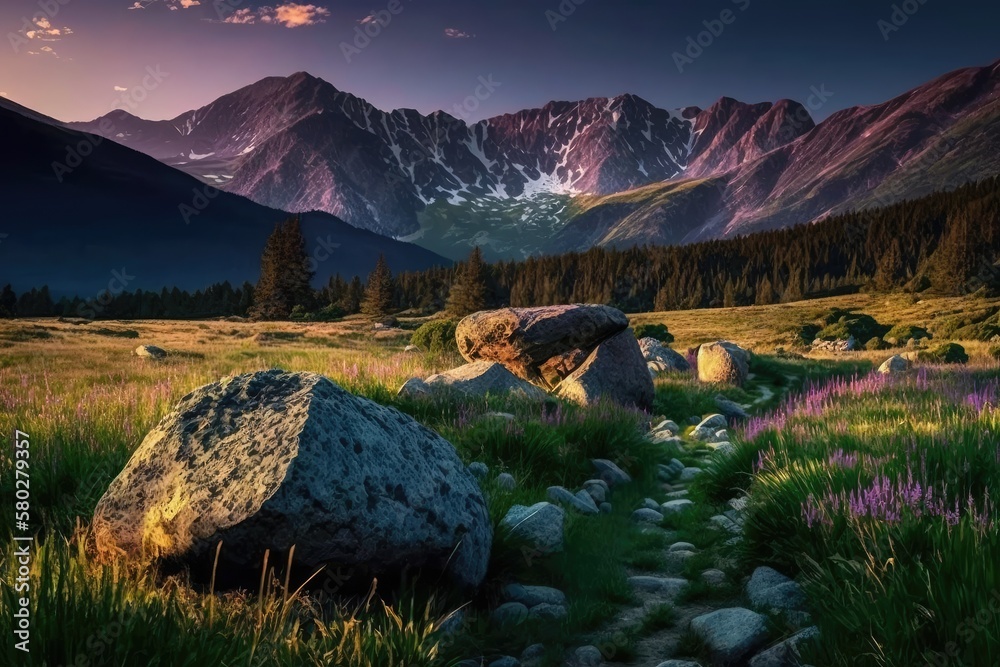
(1, 0, 997, 123)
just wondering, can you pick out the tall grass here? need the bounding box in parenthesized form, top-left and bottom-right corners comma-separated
(697, 368, 1000, 666)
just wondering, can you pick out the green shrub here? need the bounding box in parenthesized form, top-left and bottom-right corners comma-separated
(920, 342, 969, 364)
(883, 324, 931, 346)
(813, 309, 889, 343)
(634, 323, 674, 345)
(864, 337, 889, 351)
(952, 319, 1000, 341)
(410, 320, 458, 354)
(989, 345, 1000, 361)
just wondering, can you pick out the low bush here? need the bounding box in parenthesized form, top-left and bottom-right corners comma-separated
(634, 323, 674, 345)
(919, 342, 969, 364)
(410, 319, 459, 355)
(864, 337, 889, 351)
(883, 323, 931, 346)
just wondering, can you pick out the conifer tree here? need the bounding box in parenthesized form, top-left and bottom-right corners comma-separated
(361, 254, 395, 318)
(250, 216, 315, 320)
(447, 246, 488, 316)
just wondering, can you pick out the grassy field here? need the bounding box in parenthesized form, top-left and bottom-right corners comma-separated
(0, 293, 998, 665)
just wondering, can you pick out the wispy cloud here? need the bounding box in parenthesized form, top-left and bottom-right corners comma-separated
(25, 16, 73, 41)
(114, 85, 128, 92)
(129, 0, 200, 9)
(221, 3, 330, 27)
(444, 28, 473, 39)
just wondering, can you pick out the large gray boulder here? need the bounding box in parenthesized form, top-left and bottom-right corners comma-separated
(455, 305, 629, 385)
(639, 337, 691, 372)
(697, 341, 751, 386)
(690, 607, 769, 664)
(92, 370, 492, 589)
(554, 330, 655, 410)
(399, 361, 547, 400)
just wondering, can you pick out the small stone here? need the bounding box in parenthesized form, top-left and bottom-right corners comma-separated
(599, 502, 612, 514)
(628, 576, 687, 596)
(528, 603, 567, 621)
(631, 508, 664, 524)
(547, 486, 599, 515)
(654, 661, 703, 667)
(748, 626, 820, 667)
(702, 569, 726, 587)
(583, 483, 606, 504)
(690, 607, 769, 664)
(710, 514, 741, 534)
(712, 443, 737, 456)
(500, 502, 565, 552)
(661, 499, 694, 515)
(665, 490, 689, 499)
(503, 583, 566, 607)
(574, 645, 604, 667)
(668, 541, 696, 553)
(728, 496, 749, 512)
(698, 414, 728, 430)
(468, 462, 489, 479)
(489, 657, 520, 667)
(133, 344, 166, 359)
(592, 459, 631, 487)
(643, 497, 661, 511)
(679, 467, 703, 482)
(496, 473, 516, 490)
(491, 602, 529, 626)
(520, 644, 545, 667)
(651, 419, 680, 435)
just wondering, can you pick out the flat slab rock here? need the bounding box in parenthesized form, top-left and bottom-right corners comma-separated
(456, 304, 628, 384)
(91, 370, 492, 589)
(399, 361, 547, 400)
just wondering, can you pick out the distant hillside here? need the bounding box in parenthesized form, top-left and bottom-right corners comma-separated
(394, 177, 1000, 313)
(0, 101, 448, 296)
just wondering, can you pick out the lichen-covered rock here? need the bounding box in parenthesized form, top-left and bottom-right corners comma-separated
(639, 337, 691, 372)
(878, 354, 911, 374)
(134, 344, 166, 359)
(697, 341, 750, 386)
(456, 305, 629, 384)
(690, 608, 769, 664)
(554, 330, 655, 410)
(423, 361, 548, 399)
(500, 502, 565, 553)
(92, 370, 492, 589)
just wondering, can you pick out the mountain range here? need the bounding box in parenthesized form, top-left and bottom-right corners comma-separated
(67, 59, 1000, 261)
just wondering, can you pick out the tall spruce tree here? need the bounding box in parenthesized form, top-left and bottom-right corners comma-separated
(447, 246, 488, 316)
(361, 254, 395, 318)
(250, 216, 315, 320)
